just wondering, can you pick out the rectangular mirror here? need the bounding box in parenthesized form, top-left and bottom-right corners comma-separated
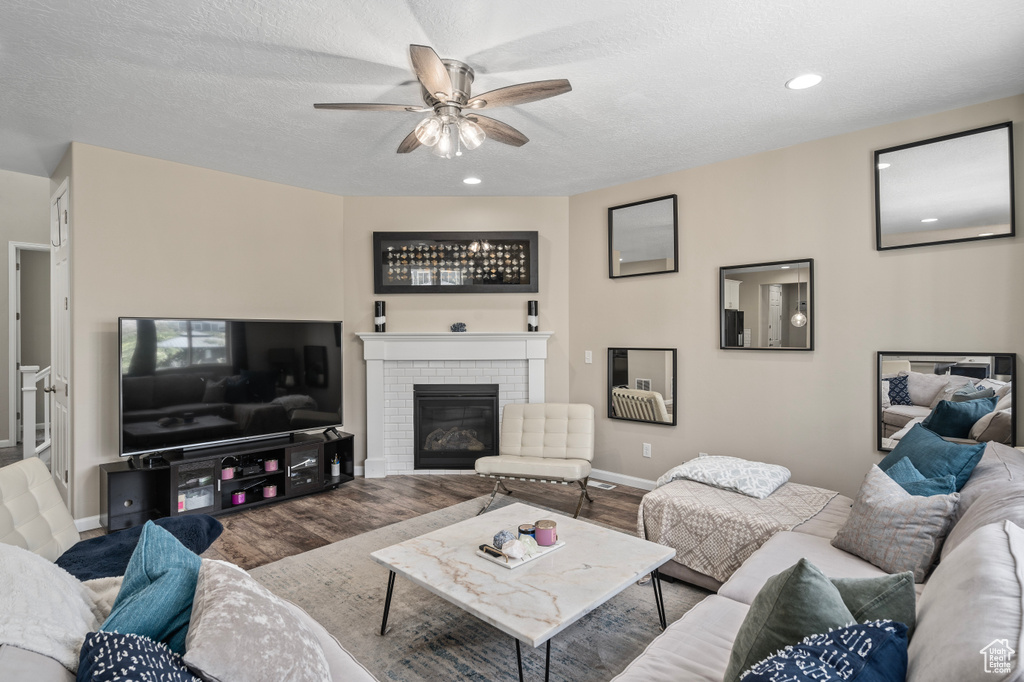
(608, 195, 678, 278)
(607, 348, 676, 425)
(877, 351, 1016, 452)
(875, 122, 1015, 250)
(720, 259, 813, 351)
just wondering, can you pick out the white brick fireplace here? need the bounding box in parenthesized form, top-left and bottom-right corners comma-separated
(356, 332, 553, 478)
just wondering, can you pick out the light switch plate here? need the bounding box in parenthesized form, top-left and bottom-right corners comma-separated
(585, 350, 593, 364)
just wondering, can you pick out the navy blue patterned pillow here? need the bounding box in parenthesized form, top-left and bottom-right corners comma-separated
(887, 375, 913, 406)
(78, 631, 200, 681)
(741, 620, 908, 681)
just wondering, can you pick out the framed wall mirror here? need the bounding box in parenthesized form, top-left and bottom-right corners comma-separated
(875, 122, 1015, 250)
(607, 348, 676, 425)
(877, 351, 1016, 452)
(608, 195, 678, 278)
(720, 259, 813, 351)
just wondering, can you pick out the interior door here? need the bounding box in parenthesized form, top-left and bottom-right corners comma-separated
(768, 285, 782, 348)
(13, 249, 22, 444)
(50, 183, 71, 507)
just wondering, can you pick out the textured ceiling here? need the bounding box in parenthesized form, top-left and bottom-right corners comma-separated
(1, 0, 1023, 196)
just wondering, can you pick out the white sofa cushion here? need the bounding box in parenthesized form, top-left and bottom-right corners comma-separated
(909, 520, 1024, 681)
(0, 458, 80, 561)
(881, 404, 931, 429)
(717, 531, 889, 605)
(611, 595, 748, 682)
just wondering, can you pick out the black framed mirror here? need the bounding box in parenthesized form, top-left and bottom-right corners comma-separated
(720, 259, 813, 351)
(608, 195, 678, 278)
(607, 348, 676, 425)
(877, 351, 1016, 452)
(875, 122, 1015, 250)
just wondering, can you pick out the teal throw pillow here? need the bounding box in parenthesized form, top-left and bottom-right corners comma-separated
(921, 397, 998, 438)
(831, 572, 917, 639)
(885, 456, 957, 497)
(724, 558, 855, 682)
(878, 424, 986, 491)
(101, 521, 201, 654)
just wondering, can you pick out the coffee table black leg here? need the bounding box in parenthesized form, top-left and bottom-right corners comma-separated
(513, 638, 552, 681)
(651, 568, 667, 630)
(380, 570, 396, 636)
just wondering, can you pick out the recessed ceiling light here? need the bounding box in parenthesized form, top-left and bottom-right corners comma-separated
(921, 218, 938, 223)
(780, 266, 790, 269)
(463, 177, 481, 185)
(978, 232, 995, 237)
(785, 74, 822, 90)
(877, 162, 891, 170)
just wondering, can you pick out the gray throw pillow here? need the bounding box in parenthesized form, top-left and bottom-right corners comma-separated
(183, 559, 329, 682)
(831, 572, 916, 639)
(724, 558, 854, 682)
(951, 384, 996, 402)
(832, 465, 959, 582)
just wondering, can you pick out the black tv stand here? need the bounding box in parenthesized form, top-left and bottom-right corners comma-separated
(100, 431, 354, 531)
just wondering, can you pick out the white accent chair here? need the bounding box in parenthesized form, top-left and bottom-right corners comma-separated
(0, 456, 80, 560)
(474, 403, 596, 518)
(611, 387, 670, 422)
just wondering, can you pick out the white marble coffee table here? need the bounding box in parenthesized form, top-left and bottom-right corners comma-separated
(370, 502, 675, 680)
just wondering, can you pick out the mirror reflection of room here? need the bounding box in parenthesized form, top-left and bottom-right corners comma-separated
(608, 195, 678, 278)
(878, 352, 1015, 452)
(608, 348, 676, 425)
(720, 260, 812, 350)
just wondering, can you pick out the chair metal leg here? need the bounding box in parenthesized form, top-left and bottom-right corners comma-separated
(477, 479, 513, 516)
(572, 477, 593, 519)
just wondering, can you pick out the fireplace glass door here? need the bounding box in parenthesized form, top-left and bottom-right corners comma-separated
(414, 384, 499, 469)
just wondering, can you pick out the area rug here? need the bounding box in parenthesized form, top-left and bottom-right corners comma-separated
(250, 496, 709, 682)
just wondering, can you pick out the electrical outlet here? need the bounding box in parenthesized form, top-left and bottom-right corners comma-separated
(584, 350, 593, 364)
(643, 443, 652, 458)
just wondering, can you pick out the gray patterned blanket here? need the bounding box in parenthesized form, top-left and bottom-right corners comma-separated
(638, 479, 837, 583)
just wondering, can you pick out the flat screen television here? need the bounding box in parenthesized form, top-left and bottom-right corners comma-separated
(119, 318, 342, 456)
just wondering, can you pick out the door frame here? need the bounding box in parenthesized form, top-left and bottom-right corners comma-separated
(6, 241, 50, 447)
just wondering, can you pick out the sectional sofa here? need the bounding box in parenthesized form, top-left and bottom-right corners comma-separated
(614, 441, 1024, 681)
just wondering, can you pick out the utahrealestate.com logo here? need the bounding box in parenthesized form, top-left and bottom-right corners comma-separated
(981, 639, 1015, 674)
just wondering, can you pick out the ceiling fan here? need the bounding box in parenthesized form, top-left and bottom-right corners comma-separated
(314, 44, 572, 158)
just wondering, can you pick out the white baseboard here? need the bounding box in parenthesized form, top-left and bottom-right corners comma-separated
(75, 515, 102, 532)
(354, 466, 364, 477)
(589, 468, 656, 491)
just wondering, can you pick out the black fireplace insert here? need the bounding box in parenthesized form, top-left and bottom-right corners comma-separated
(413, 384, 499, 470)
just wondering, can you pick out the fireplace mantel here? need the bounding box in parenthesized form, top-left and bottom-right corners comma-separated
(357, 332, 553, 478)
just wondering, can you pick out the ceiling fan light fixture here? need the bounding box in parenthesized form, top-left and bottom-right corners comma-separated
(414, 116, 442, 146)
(432, 122, 459, 159)
(458, 118, 486, 150)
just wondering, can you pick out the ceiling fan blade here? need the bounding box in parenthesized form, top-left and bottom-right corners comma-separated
(465, 115, 529, 147)
(397, 130, 422, 154)
(409, 44, 453, 100)
(314, 103, 428, 113)
(466, 79, 572, 110)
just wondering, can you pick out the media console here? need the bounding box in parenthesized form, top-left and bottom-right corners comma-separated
(100, 431, 354, 531)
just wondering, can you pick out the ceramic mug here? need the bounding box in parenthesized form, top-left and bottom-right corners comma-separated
(535, 519, 557, 546)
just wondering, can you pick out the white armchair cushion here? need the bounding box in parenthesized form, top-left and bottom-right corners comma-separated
(498, 403, 595, 462)
(0, 458, 80, 561)
(475, 455, 591, 482)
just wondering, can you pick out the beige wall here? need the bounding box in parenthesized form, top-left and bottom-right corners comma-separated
(0, 169, 51, 443)
(60, 143, 346, 519)
(569, 95, 1024, 497)
(342, 196, 571, 468)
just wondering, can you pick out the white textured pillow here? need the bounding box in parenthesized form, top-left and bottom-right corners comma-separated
(880, 380, 892, 409)
(907, 371, 949, 407)
(934, 375, 976, 405)
(978, 378, 1010, 397)
(658, 453, 791, 499)
(183, 559, 330, 682)
(0, 542, 103, 671)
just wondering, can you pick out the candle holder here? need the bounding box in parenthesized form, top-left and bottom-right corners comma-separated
(527, 300, 539, 332)
(374, 301, 386, 332)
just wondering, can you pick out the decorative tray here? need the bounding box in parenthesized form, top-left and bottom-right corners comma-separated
(475, 541, 565, 570)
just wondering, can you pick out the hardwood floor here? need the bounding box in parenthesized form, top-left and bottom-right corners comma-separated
(195, 475, 647, 571)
